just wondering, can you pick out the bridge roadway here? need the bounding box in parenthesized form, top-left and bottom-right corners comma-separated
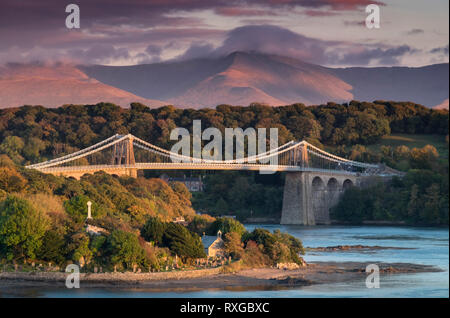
(38, 163, 366, 178)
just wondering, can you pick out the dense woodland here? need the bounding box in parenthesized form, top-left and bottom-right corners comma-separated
(0, 101, 448, 165)
(0, 100, 448, 269)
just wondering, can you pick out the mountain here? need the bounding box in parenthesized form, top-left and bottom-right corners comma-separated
(433, 98, 449, 110)
(0, 52, 448, 109)
(80, 52, 354, 108)
(0, 63, 167, 108)
(331, 63, 449, 109)
(80, 52, 449, 108)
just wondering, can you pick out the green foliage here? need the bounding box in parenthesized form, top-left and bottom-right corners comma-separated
(141, 217, 166, 245)
(161, 223, 206, 259)
(0, 136, 25, 163)
(193, 172, 284, 219)
(187, 214, 215, 235)
(0, 102, 447, 167)
(331, 169, 449, 226)
(208, 217, 246, 237)
(37, 229, 66, 264)
(242, 228, 304, 265)
(64, 195, 101, 223)
(67, 232, 92, 265)
(0, 167, 27, 192)
(106, 230, 146, 269)
(224, 231, 244, 259)
(0, 195, 49, 260)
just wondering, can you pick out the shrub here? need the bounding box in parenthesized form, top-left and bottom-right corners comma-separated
(106, 230, 146, 270)
(0, 195, 49, 260)
(0, 167, 27, 192)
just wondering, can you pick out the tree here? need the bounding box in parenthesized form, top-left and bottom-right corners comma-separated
(38, 229, 66, 264)
(107, 230, 146, 270)
(67, 232, 92, 266)
(187, 214, 215, 236)
(64, 195, 100, 223)
(409, 145, 439, 169)
(162, 223, 206, 259)
(224, 232, 244, 259)
(208, 217, 246, 237)
(0, 167, 27, 192)
(141, 217, 166, 245)
(0, 195, 49, 260)
(0, 136, 25, 163)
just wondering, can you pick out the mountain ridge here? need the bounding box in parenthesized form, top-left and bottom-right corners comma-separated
(0, 52, 448, 109)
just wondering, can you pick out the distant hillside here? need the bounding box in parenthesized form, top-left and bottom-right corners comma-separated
(331, 63, 449, 109)
(0, 64, 167, 108)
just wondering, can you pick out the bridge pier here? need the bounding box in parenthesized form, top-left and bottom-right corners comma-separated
(281, 172, 358, 225)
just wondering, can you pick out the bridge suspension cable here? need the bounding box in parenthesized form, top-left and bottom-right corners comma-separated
(25, 133, 395, 176)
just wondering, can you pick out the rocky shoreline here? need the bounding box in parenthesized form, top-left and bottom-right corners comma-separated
(0, 261, 442, 294)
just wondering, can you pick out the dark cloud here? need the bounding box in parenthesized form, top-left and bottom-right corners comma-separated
(0, 0, 428, 67)
(146, 45, 163, 56)
(430, 44, 449, 55)
(333, 45, 417, 66)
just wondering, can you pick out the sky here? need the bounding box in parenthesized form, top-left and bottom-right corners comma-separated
(0, 0, 448, 67)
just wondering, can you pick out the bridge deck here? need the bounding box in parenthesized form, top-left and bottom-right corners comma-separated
(37, 163, 365, 176)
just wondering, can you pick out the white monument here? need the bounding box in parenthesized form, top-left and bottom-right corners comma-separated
(87, 201, 92, 219)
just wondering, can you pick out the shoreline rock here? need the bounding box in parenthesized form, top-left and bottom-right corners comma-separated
(0, 261, 442, 294)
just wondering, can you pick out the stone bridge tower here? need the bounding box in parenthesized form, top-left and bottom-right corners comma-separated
(281, 171, 362, 225)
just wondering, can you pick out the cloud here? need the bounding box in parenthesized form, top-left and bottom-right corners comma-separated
(343, 20, 366, 27)
(304, 10, 339, 17)
(430, 44, 449, 55)
(176, 25, 414, 66)
(175, 42, 216, 60)
(212, 25, 339, 64)
(406, 29, 424, 35)
(332, 45, 417, 66)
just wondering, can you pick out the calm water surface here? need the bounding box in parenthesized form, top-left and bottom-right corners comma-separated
(3, 225, 449, 298)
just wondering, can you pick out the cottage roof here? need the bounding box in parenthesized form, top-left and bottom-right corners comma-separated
(201, 235, 220, 249)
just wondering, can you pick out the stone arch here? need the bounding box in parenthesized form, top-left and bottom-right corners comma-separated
(327, 178, 339, 191)
(312, 176, 325, 189)
(343, 179, 354, 190)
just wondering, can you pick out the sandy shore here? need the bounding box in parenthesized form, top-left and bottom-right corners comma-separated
(0, 261, 442, 292)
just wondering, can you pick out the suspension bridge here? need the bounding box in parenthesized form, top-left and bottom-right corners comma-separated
(26, 134, 401, 225)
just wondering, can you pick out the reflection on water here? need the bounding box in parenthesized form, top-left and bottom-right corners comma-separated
(1, 225, 448, 298)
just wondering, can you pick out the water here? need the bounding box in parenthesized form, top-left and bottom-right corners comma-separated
(2, 225, 448, 298)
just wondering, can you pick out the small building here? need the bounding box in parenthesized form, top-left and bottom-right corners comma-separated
(201, 231, 225, 258)
(172, 216, 188, 226)
(160, 174, 204, 192)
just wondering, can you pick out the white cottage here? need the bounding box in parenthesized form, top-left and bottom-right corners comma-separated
(201, 230, 225, 258)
